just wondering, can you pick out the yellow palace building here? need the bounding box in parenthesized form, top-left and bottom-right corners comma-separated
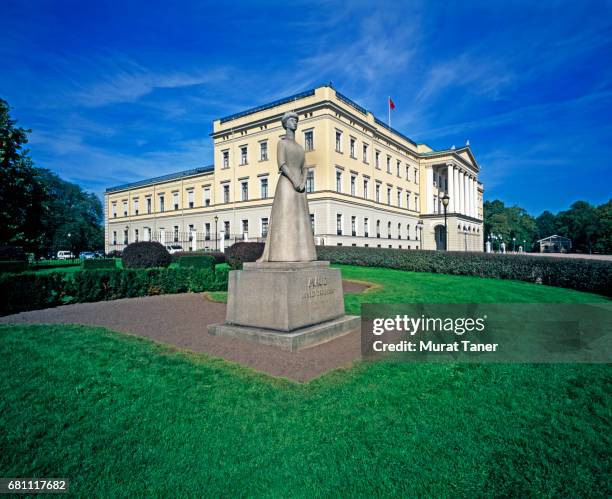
(105, 84, 484, 253)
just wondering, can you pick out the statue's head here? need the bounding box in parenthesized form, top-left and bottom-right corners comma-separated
(281, 111, 299, 130)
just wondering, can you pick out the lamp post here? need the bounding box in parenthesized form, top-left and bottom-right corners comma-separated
(441, 194, 450, 251)
(214, 215, 219, 251)
(67, 232, 72, 259)
(512, 237, 516, 253)
(417, 220, 424, 249)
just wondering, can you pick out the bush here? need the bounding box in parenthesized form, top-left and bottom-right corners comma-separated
(177, 255, 215, 269)
(0, 246, 27, 261)
(0, 266, 230, 316)
(225, 242, 264, 269)
(121, 242, 171, 269)
(316, 246, 612, 296)
(106, 250, 122, 258)
(171, 251, 225, 265)
(81, 259, 117, 270)
(0, 260, 28, 273)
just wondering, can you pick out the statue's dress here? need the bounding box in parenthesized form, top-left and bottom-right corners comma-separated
(258, 137, 317, 262)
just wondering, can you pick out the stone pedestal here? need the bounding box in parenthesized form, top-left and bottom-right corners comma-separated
(208, 261, 359, 351)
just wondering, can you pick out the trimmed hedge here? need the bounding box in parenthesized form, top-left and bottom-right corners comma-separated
(225, 242, 265, 269)
(177, 255, 215, 269)
(122, 242, 171, 269)
(316, 246, 612, 297)
(0, 246, 27, 261)
(0, 266, 229, 316)
(0, 260, 28, 273)
(171, 251, 225, 265)
(81, 259, 117, 270)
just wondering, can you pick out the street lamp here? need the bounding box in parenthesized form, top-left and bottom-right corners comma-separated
(512, 237, 516, 253)
(67, 232, 72, 258)
(441, 194, 450, 251)
(417, 219, 424, 249)
(214, 215, 219, 251)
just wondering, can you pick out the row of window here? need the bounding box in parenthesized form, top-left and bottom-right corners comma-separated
(335, 214, 420, 240)
(111, 188, 213, 218)
(335, 171, 420, 211)
(221, 130, 315, 168)
(334, 129, 419, 182)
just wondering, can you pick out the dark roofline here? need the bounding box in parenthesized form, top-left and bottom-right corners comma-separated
(106, 165, 214, 193)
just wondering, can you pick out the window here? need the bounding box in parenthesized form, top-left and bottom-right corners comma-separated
(397, 189, 401, 207)
(407, 224, 411, 240)
(134, 229, 139, 242)
(406, 192, 411, 210)
(351, 216, 356, 236)
(123, 229, 128, 245)
(387, 186, 391, 205)
(203, 187, 211, 206)
(187, 190, 194, 209)
(261, 217, 269, 237)
(364, 218, 369, 237)
(173, 192, 179, 210)
(260, 177, 268, 198)
(335, 130, 342, 152)
(397, 160, 401, 177)
(306, 170, 314, 193)
(336, 171, 342, 193)
(415, 169, 419, 184)
(336, 214, 343, 235)
(242, 219, 249, 235)
(223, 221, 230, 239)
(375, 150, 380, 169)
(173, 226, 179, 242)
(397, 222, 401, 239)
(159, 195, 165, 212)
(241, 181, 248, 201)
(415, 194, 419, 211)
(350, 137, 356, 158)
(146, 197, 151, 214)
(123, 201, 128, 217)
(310, 213, 315, 233)
(223, 184, 230, 203)
(240, 146, 248, 165)
(350, 175, 356, 197)
(222, 150, 229, 168)
(205, 223, 211, 240)
(375, 183, 381, 203)
(112, 202, 116, 218)
(363, 143, 369, 163)
(188, 224, 194, 241)
(388, 221, 392, 239)
(386, 156, 391, 173)
(363, 179, 369, 199)
(260, 141, 268, 161)
(376, 220, 381, 238)
(133, 199, 139, 215)
(405, 165, 410, 181)
(112, 231, 117, 245)
(304, 130, 314, 151)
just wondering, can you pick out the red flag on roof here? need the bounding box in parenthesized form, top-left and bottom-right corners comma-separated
(389, 97, 396, 110)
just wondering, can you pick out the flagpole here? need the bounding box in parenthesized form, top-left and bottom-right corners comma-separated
(388, 96, 391, 127)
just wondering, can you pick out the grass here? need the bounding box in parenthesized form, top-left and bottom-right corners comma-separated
(0, 266, 610, 496)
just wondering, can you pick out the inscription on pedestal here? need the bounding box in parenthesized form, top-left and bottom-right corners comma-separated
(302, 276, 335, 300)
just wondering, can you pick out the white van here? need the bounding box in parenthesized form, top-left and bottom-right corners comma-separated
(57, 251, 75, 260)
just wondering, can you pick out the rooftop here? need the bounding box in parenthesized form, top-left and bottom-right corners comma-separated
(106, 165, 214, 193)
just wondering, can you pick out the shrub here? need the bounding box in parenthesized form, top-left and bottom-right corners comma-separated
(171, 251, 225, 265)
(177, 255, 215, 269)
(316, 246, 612, 296)
(0, 246, 27, 261)
(0, 266, 230, 316)
(225, 242, 264, 269)
(121, 242, 171, 269)
(106, 249, 122, 258)
(0, 260, 28, 273)
(81, 259, 117, 270)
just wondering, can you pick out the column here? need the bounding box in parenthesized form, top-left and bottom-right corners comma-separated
(473, 178, 478, 218)
(467, 176, 473, 217)
(426, 167, 434, 214)
(459, 171, 464, 214)
(219, 231, 225, 252)
(454, 168, 460, 214)
(447, 164, 454, 212)
(464, 173, 469, 216)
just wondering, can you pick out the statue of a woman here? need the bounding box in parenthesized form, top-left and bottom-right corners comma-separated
(258, 111, 317, 262)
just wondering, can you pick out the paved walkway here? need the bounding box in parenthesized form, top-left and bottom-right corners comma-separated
(0, 281, 368, 382)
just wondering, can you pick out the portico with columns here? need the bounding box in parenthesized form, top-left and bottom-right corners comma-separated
(419, 146, 484, 251)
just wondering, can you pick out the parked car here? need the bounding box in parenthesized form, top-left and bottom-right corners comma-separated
(79, 251, 96, 259)
(57, 250, 75, 260)
(165, 244, 184, 254)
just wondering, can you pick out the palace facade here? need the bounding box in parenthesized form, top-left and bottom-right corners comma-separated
(105, 84, 484, 253)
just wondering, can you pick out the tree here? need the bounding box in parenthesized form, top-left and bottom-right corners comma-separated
(535, 210, 558, 240)
(0, 98, 46, 251)
(556, 201, 600, 253)
(483, 200, 537, 251)
(594, 200, 612, 254)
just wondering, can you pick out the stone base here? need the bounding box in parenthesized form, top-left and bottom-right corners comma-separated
(208, 315, 360, 352)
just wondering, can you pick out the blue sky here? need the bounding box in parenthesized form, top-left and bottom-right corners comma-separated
(2, 0, 611, 214)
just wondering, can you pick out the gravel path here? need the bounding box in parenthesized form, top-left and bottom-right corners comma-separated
(0, 281, 369, 382)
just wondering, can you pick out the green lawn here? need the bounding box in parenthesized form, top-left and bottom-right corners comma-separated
(0, 266, 610, 496)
